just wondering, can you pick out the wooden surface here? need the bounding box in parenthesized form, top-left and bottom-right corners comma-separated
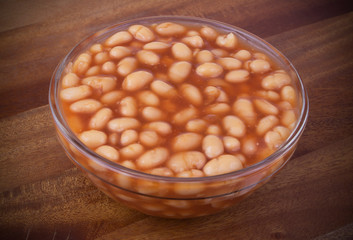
(1, 0, 353, 239)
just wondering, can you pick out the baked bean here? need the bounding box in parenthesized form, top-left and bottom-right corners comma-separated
(255, 90, 280, 101)
(120, 129, 139, 146)
(254, 52, 269, 60)
(172, 107, 199, 125)
(168, 61, 192, 83)
(196, 50, 214, 63)
(148, 167, 173, 177)
(108, 117, 141, 132)
(143, 121, 172, 136)
(60, 85, 92, 102)
(233, 49, 252, 61)
(211, 48, 229, 57)
(205, 103, 231, 115)
(167, 151, 206, 173)
(95, 145, 119, 162)
(256, 115, 279, 135)
(180, 83, 203, 106)
(186, 30, 200, 37)
(207, 78, 233, 89)
(225, 69, 249, 83)
(89, 43, 103, 54)
(172, 133, 203, 152)
(137, 90, 160, 106)
(203, 154, 243, 176)
(70, 99, 102, 114)
(78, 130, 107, 149)
(264, 130, 283, 149)
(254, 99, 279, 115)
(241, 136, 258, 156)
(204, 86, 220, 104)
(203, 135, 224, 158)
(117, 57, 138, 76)
(128, 24, 155, 42)
(108, 133, 119, 146)
(120, 143, 144, 159)
(94, 51, 110, 65)
(273, 126, 291, 139)
(136, 147, 169, 169)
(105, 31, 133, 47)
(89, 107, 113, 130)
(62, 73, 80, 88)
(281, 86, 297, 107)
(73, 53, 92, 75)
(250, 59, 271, 74)
(139, 130, 160, 147)
(101, 61, 116, 74)
(185, 119, 208, 133)
(109, 46, 131, 60)
(155, 22, 186, 36)
(122, 70, 153, 91)
(143, 41, 170, 52)
(120, 96, 138, 117)
(222, 115, 246, 138)
(262, 71, 291, 90)
(150, 79, 178, 98)
(200, 26, 218, 41)
(206, 124, 222, 135)
(216, 33, 237, 49)
(82, 76, 117, 93)
(196, 62, 223, 78)
(171, 42, 192, 61)
(223, 136, 240, 153)
(278, 101, 294, 110)
(100, 90, 125, 105)
(176, 169, 204, 178)
(182, 35, 204, 48)
(281, 110, 296, 129)
(142, 106, 165, 121)
(217, 57, 242, 70)
(216, 90, 230, 103)
(85, 66, 101, 76)
(232, 98, 257, 125)
(120, 160, 136, 169)
(137, 50, 160, 65)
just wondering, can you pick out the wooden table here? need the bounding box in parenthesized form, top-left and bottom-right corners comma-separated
(1, 0, 352, 239)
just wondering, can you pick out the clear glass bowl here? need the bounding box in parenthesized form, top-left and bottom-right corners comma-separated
(49, 16, 309, 218)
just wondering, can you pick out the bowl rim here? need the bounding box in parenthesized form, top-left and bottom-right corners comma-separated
(49, 15, 309, 183)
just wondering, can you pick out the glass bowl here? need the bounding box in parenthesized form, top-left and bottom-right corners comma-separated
(49, 16, 309, 218)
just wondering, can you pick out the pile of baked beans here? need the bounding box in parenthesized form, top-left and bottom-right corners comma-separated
(59, 22, 298, 178)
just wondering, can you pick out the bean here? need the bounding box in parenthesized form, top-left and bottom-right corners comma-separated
(241, 136, 258, 156)
(273, 126, 291, 139)
(217, 57, 242, 70)
(216, 89, 230, 103)
(139, 130, 160, 147)
(182, 35, 204, 48)
(216, 33, 237, 49)
(100, 90, 125, 105)
(120, 160, 136, 169)
(73, 53, 92, 75)
(281, 86, 297, 107)
(233, 49, 252, 61)
(206, 124, 222, 135)
(256, 115, 279, 135)
(254, 99, 279, 115)
(254, 90, 280, 101)
(155, 22, 186, 36)
(95, 145, 119, 162)
(143, 41, 170, 52)
(109, 46, 131, 60)
(89, 43, 103, 54)
(143, 121, 172, 136)
(120, 129, 139, 146)
(176, 169, 204, 178)
(60, 85, 92, 102)
(120, 143, 145, 159)
(128, 24, 155, 42)
(89, 107, 113, 130)
(70, 99, 102, 114)
(171, 42, 192, 61)
(204, 86, 220, 104)
(137, 90, 160, 106)
(207, 78, 233, 89)
(211, 48, 229, 57)
(94, 51, 110, 65)
(174, 182, 205, 196)
(108, 117, 141, 132)
(281, 110, 296, 129)
(225, 69, 249, 83)
(180, 83, 203, 106)
(172, 133, 203, 152)
(200, 26, 218, 41)
(142, 106, 165, 121)
(205, 103, 231, 115)
(196, 50, 214, 63)
(185, 119, 208, 133)
(168, 61, 192, 83)
(120, 96, 138, 117)
(167, 151, 206, 173)
(82, 76, 117, 93)
(254, 52, 269, 60)
(79, 130, 107, 149)
(172, 107, 199, 125)
(203, 154, 243, 176)
(278, 101, 294, 110)
(250, 59, 271, 73)
(232, 98, 257, 125)
(105, 31, 133, 47)
(136, 147, 169, 169)
(264, 131, 283, 150)
(62, 73, 80, 88)
(223, 136, 240, 153)
(108, 133, 119, 146)
(148, 167, 173, 177)
(196, 62, 223, 78)
(186, 30, 200, 36)
(203, 135, 224, 158)
(222, 115, 246, 138)
(122, 70, 153, 91)
(85, 65, 100, 76)
(136, 50, 160, 65)
(151, 79, 178, 98)
(117, 57, 138, 76)
(262, 71, 291, 90)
